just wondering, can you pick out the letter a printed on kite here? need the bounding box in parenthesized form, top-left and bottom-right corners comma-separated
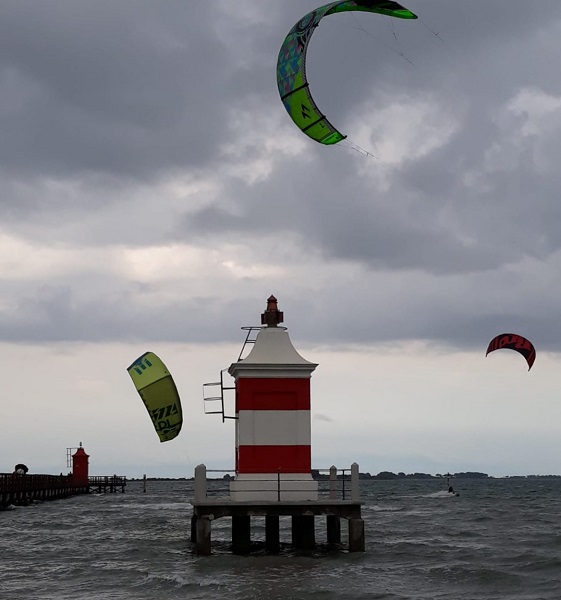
(276, 1, 417, 145)
(485, 333, 536, 371)
(127, 352, 183, 442)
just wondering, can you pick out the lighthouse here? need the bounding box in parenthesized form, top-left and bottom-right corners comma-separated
(192, 295, 365, 555)
(228, 295, 318, 501)
(72, 442, 89, 486)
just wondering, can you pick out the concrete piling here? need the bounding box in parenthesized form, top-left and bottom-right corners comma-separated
(326, 515, 341, 544)
(265, 515, 280, 552)
(232, 515, 251, 554)
(292, 515, 315, 550)
(348, 518, 365, 552)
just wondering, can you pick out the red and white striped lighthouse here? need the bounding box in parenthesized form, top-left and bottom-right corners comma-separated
(228, 295, 318, 501)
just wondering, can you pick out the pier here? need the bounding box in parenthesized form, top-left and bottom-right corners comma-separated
(190, 464, 365, 555)
(1, 473, 87, 507)
(0, 473, 127, 508)
(88, 475, 127, 494)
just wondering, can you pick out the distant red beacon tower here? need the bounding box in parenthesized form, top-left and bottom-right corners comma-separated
(228, 295, 318, 501)
(72, 442, 89, 486)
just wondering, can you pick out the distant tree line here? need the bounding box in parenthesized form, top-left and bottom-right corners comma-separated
(310, 470, 490, 480)
(125, 472, 561, 481)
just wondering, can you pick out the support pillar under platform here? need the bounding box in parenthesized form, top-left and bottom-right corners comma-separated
(190, 499, 363, 555)
(195, 516, 212, 556)
(326, 515, 341, 545)
(232, 515, 251, 554)
(348, 518, 365, 552)
(292, 515, 315, 550)
(265, 515, 280, 553)
(190, 514, 197, 543)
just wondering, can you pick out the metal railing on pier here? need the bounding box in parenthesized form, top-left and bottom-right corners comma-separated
(88, 475, 127, 493)
(193, 464, 361, 503)
(0, 473, 87, 507)
(0, 473, 127, 507)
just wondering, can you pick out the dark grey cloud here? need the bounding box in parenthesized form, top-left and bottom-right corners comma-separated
(2, 1, 561, 355)
(174, 1, 561, 276)
(2, 0, 560, 184)
(0, 279, 257, 344)
(0, 1, 277, 180)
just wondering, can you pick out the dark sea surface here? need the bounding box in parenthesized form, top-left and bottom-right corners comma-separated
(2, 477, 561, 599)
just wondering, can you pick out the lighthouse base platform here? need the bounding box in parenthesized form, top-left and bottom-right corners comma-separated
(189, 499, 365, 555)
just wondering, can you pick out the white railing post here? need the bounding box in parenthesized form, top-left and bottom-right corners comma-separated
(329, 465, 337, 499)
(351, 462, 360, 501)
(194, 464, 207, 502)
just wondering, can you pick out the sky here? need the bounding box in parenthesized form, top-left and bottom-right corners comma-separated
(3, 0, 561, 479)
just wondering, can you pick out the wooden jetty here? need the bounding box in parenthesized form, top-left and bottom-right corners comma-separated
(0, 473, 127, 508)
(190, 464, 365, 555)
(88, 475, 127, 494)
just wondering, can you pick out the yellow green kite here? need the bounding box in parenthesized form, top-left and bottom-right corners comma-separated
(277, 1, 417, 145)
(127, 352, 183, 442)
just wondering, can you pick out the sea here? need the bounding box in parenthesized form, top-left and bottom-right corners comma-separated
(2, 477, 561, 600)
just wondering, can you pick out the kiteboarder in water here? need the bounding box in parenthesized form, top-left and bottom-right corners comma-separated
(446, 472, 459, 496)
(447, 485, 459, 496)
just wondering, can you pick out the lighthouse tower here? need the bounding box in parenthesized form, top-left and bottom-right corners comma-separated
(228, 295, 319, 501)
(72, 442, 89, 487)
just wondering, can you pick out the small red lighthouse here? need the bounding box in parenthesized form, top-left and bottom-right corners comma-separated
(228, 295, 318, 501)
(72, 442, 89, 486)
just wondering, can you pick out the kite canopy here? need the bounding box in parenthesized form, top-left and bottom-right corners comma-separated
(127, 352, 183, 442)
(276, 0, 417, 145)
(485, 333, 536, 371)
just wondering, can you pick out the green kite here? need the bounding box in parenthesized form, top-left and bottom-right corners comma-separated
(277, 1, 417, 145)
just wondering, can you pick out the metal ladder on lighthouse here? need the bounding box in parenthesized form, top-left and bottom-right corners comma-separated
(202, 326, 262, 422)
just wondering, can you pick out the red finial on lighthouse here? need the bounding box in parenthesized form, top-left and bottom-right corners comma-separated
(261, 295, 284, 327)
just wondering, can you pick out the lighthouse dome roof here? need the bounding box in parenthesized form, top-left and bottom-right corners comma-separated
(229, 327, 317, 378)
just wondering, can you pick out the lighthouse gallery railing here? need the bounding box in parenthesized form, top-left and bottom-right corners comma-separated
(194, 464, 361, 502)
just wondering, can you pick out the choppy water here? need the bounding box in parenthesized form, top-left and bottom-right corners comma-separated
(2, 478, 561, 599)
